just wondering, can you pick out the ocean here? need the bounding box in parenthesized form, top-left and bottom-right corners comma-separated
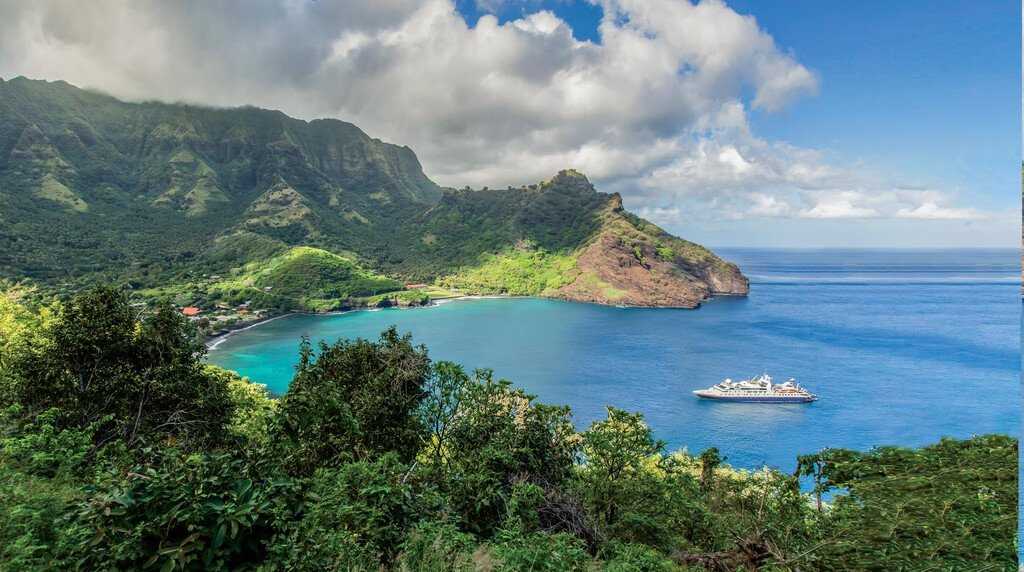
(207, 248, 1020, 472)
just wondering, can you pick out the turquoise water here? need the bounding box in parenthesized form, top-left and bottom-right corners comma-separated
(208, 249, 1020, 472)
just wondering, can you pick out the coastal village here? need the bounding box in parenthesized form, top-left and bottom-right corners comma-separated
(174, 281, 437, 338)
(177, 300, 271, 338)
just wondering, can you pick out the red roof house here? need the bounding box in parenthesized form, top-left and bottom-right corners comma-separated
(181, 306, 202, 317)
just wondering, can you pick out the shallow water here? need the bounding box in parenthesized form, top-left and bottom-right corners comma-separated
(208, 248, 1020, 471)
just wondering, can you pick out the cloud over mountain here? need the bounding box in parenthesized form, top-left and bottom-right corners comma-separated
(0, 0, 985, 228)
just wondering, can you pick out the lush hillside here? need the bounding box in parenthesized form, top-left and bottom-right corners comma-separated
(0, 287, 1016, 571)
(139, 246, 412, 313)
(413, 171, 748, 306)
(1, 77, 746, 308)
(437, 248, 579, 297)
(0, 76, 440, 287)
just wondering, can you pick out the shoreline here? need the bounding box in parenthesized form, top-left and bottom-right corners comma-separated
(205, 312, 296, 350)
(205, 294, 477, 349)
(203, 292, 718, 349)
(203, 290, 753, 349)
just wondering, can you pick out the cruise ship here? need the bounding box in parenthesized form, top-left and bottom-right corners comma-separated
(693, 374, 817, 403)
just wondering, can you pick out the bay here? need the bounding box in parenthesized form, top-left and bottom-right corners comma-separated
(208, 248, 1021, 471)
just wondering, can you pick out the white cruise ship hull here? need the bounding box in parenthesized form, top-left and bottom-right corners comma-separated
(692, 390, 816, 403)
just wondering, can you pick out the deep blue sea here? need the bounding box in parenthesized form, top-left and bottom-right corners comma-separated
(208, 248, 1020, 472)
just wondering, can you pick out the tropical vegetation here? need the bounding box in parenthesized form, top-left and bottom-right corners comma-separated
(139, 246, 407, 313)
(0, 285, 1016, 571)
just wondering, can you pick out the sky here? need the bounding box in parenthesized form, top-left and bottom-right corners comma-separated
(0, 0, 1018, 247)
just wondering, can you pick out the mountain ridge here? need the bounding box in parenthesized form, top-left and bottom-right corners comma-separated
(0, 77, 747, 308)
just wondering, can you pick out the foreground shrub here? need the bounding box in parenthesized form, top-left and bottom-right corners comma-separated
(490, 530, 591, 571)
(601, 541, 682, 572)
(269, 454, 434, 567)
(800, 435, 1019, 570)
(0, 406, 99, 478)
(396, 521, 477, 572)
(0, 463, 82, 570)
(578, 408, 706, 550)
(11, 287, 233, 450)
(71, 450, 299, 571)
(264, 527, 380, 572)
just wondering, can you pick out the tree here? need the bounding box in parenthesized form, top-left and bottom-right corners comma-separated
(419, 361, 470, 468)
(580, 408, 663, 484)
(274, 327, 430, 474)
(699, 447, 722, 494)
(0, 283, 57, 399)
(577, 408, 673, 541)
(794, 452, 828, 512)
(213, 367, 277, 447)
(425, 368, 577, 536)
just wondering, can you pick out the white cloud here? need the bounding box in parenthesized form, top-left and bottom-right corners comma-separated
(895, 202, 984, 220)
(0, 0, 986, 235)
(798, 192, 880, 219)
(617, 100, 986, 224)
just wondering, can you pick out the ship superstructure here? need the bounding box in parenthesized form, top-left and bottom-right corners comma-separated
(693, 374, 817, 403)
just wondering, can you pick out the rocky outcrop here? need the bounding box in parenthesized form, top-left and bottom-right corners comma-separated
(553, 189, 748, 308)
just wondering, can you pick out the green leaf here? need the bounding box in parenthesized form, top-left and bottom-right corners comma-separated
(234, 478, 253, 497)
(212, 523, 226, 549)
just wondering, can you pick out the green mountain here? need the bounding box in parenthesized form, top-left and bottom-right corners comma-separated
(0, 77, 747, 308)
(409, 171, 748, 306)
